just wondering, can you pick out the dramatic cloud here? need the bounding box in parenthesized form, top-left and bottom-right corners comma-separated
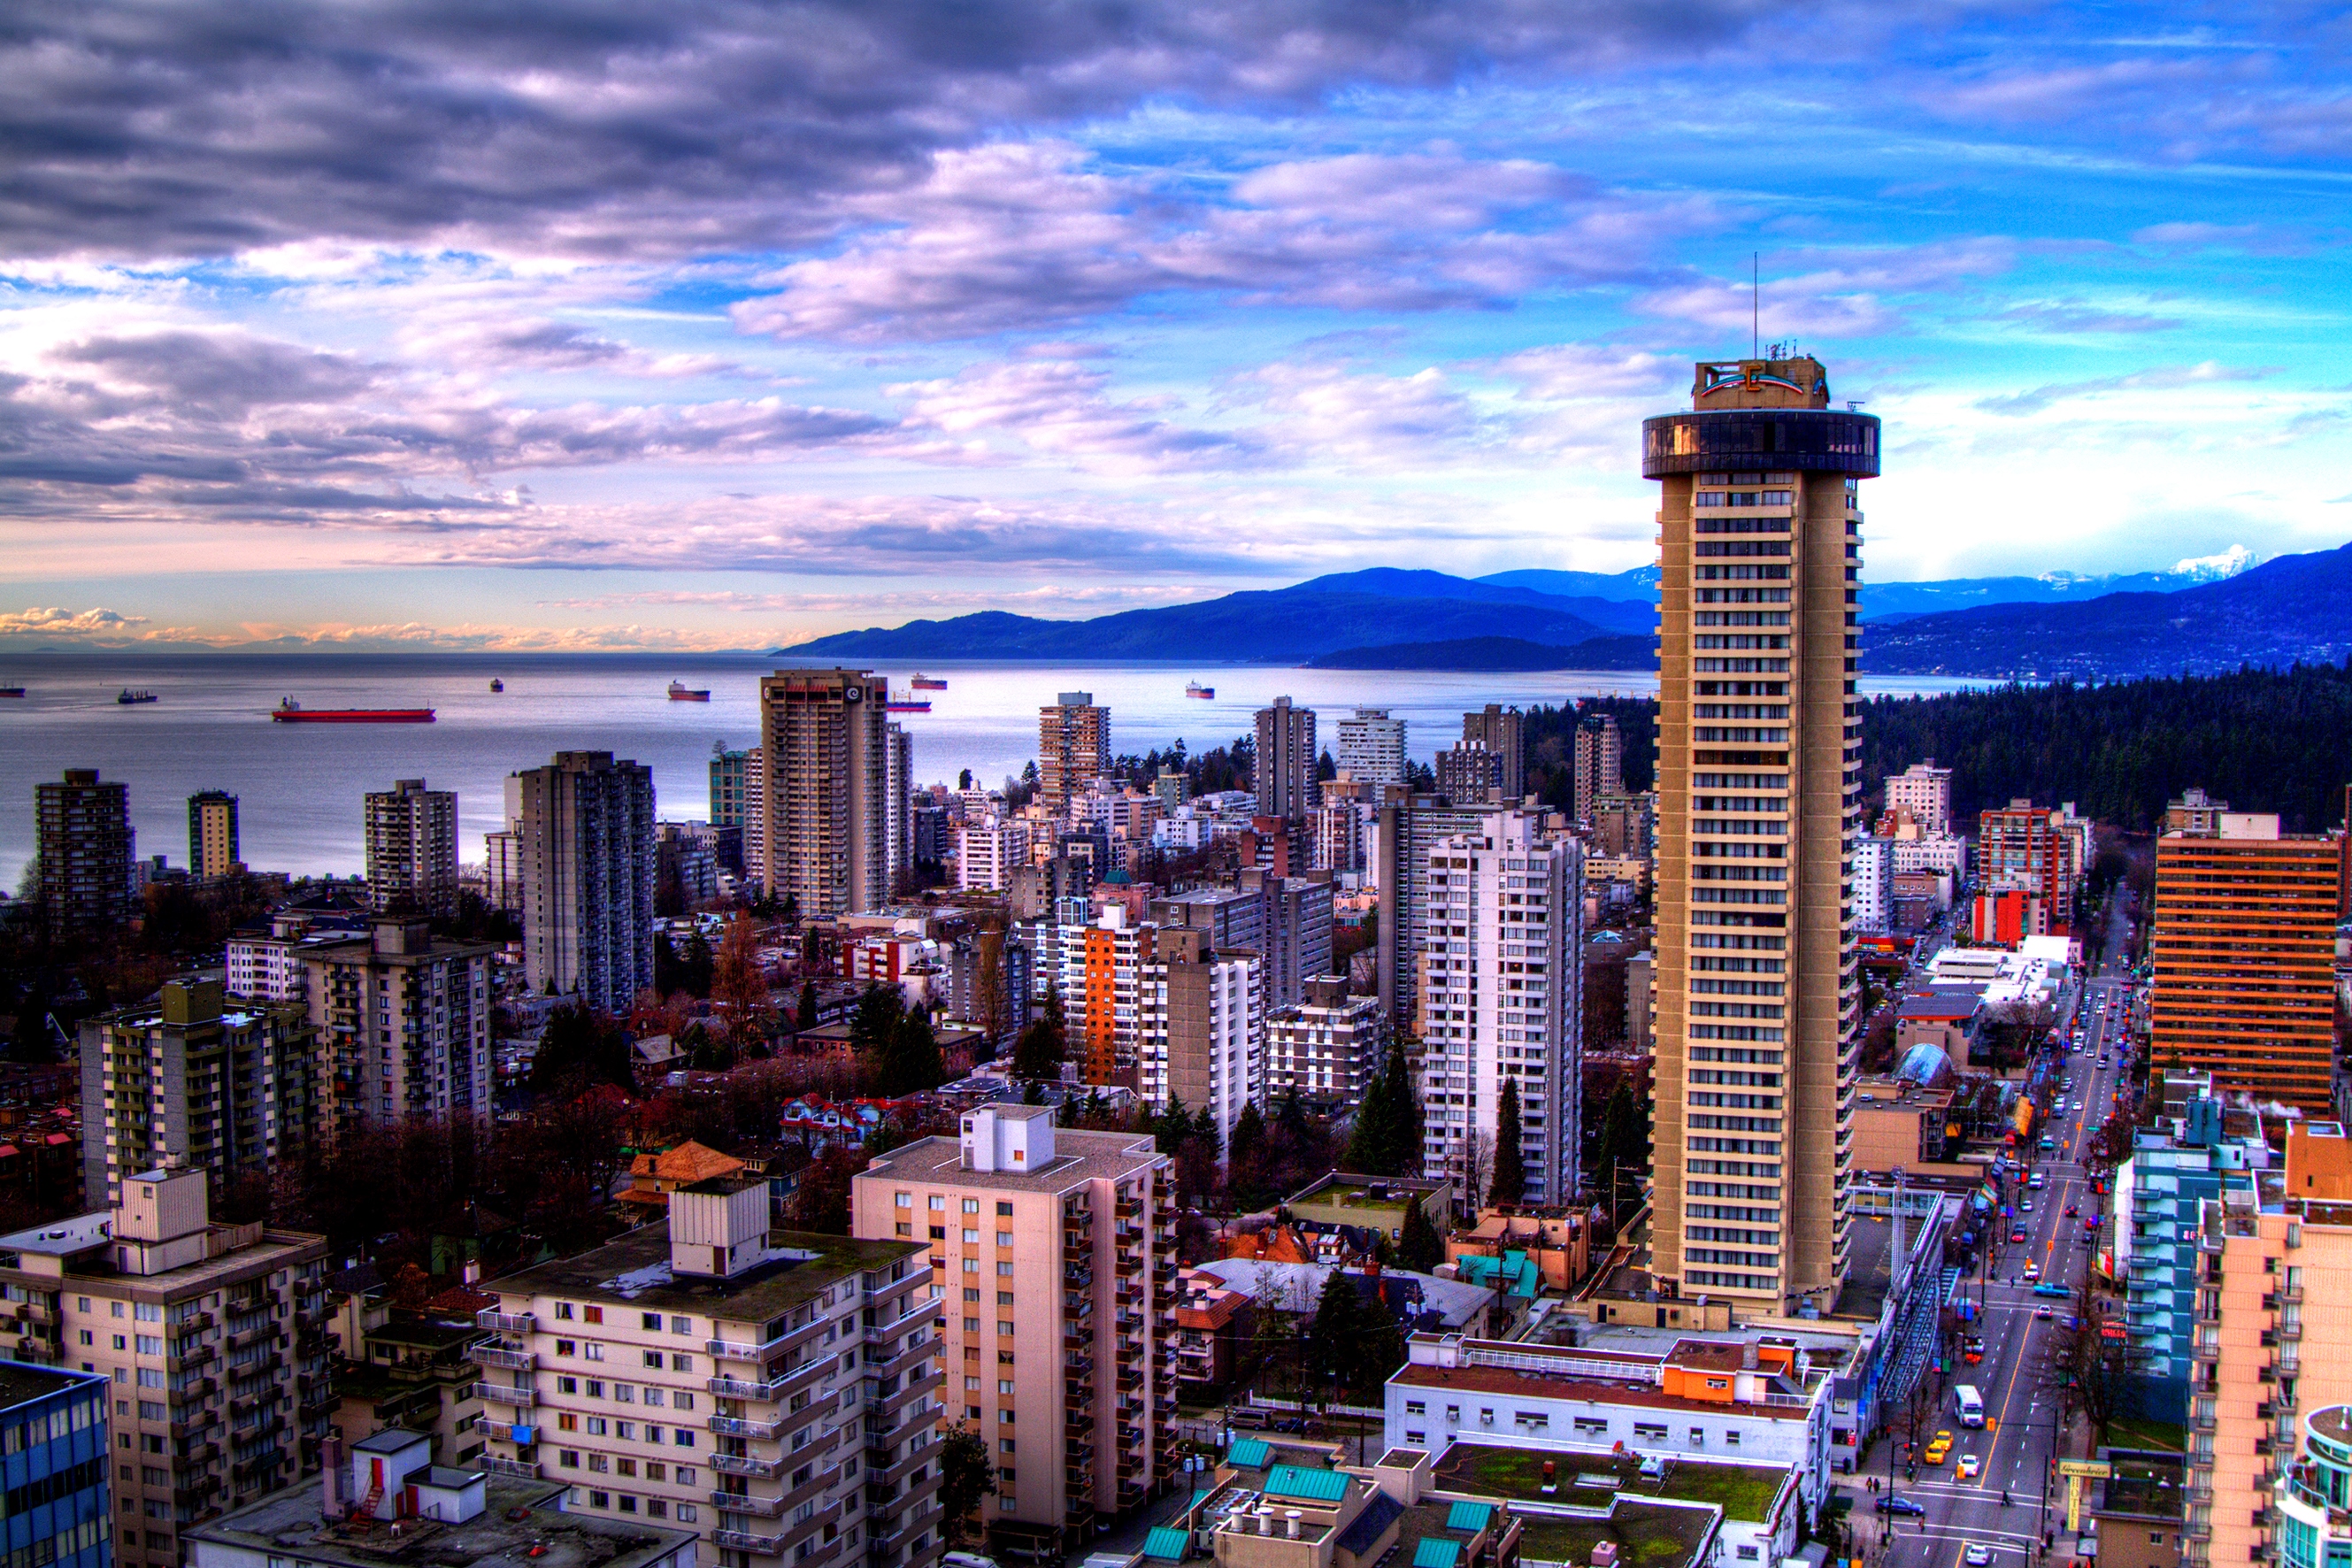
(0, 605, 150, 638)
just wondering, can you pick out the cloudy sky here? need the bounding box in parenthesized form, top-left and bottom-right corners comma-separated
(4, 1, 2350, 651)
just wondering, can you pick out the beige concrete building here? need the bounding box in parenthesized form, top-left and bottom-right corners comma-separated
(365, 778, 459, 916)
(1266, 978, 1387, 1118)
(476, 1186, 942, 1568)
(188, 791, 240, 881)
(1883, 763, 1953, 838)
(763, 670, 891, 918)
(1257, 698, 1318, 824)
(78, 978, 319, 1210)
(302, 918, 496, 1137)
(853, 1108, 1176, 1557)
(0, 1168, 334, 1568)
(1040, 693, 1111, 817)
(1138, 928, 1262, 1151)
(1642, 355, 1876, 1315)
(515, 750, 657, 1014)
(1460, 705, 1525, 803)
(1574, 712, 1624, 816)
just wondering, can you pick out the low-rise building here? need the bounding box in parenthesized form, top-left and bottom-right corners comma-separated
(474, 1188, 944, 1568)
(2087, 1449, 2185, 1568)
(1172, 1270, 1254, 1398)
(330, 1303, 492, 1469)
(1384, 1332, 1833, 1521)
(188, 1429, 698, 1568)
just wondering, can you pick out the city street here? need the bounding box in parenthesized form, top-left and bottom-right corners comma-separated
(1860, 919, 2139, 1568)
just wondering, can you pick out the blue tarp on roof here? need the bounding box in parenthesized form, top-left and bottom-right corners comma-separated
(1413, 1540, 1463, 1568)
(1143, 1528, 1191, 1562)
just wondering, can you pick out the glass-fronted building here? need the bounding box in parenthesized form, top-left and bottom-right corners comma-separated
(0, 1362, 111, 1568)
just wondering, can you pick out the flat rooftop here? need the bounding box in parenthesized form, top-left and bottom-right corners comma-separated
(0, 1363, 100, 1411)
(188, 1473, 691, 1568)
(861, 1128, 1163, 1194)
(492, 1222, 925, 1325)
(1432, 1441, 1792, 1523)
(1514, 1502, 1718, 1568)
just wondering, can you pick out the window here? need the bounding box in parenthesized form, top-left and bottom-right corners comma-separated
(645, 1388, 665, 1407)
(929, 1196, 946, 1211)
(673, 1353, 693, 1372)
(557, 1340, 577, 1357)
(673, 1316, 693, 1335)
(618, 1458, 637, 1477)
(962, 1199, 980, 1214)
(557, 1303, 575, 1320)
(559, 1451, 580, 1469)
(1574, 1418, 1609, 1435)
(996, 1234, 1012, 1248)
(586, 1380, 603, 1399)
(557, 1414, 579, 1433)
(585, 1344, 604, 1362)
(644, 1350, 664, 1368)
(963, 1229, 979, 1245)
(996, 1262, 1012, 1278)
(648, 1500, 667, 1519)
(677, 1505, 697, 1524)
(1000, 1439, 1016, 1454)
(642, 1313, 663, 1331)
(587, 1418, 608, 1437)
(996, 1202, 1012, 1216)
(674, 1429, 696, 1448)
(1405, 1402, 1426, 1417)
(1406, 1430, 1426, 1445)
(1736, 1549, 1758, 1562)
(589, 1491, 609, 1509)
(588, 1454, 610, 1472)
(895, 1193, 911, 1207)
(583, 1306, 603, 1325)
(675, 1393, 695, 1411)
(615, 1386, 634, 1403)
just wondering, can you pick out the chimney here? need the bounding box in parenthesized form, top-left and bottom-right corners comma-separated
(322, 1434, 345, 1515)
(1287, 1512, 1302, 1540)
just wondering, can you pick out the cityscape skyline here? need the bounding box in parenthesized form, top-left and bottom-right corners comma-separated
(4, 5, 2351, 651)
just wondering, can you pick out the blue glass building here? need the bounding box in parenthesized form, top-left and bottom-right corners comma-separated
(0, 1362, 111, 1568)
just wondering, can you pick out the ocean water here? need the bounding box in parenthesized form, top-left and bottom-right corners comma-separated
(0, 651, 1980, 881)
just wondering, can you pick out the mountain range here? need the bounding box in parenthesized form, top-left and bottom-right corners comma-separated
(780, 542, 2352, 678)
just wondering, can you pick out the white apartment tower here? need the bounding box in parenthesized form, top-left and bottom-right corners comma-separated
(365, 777, 461, 916)
(1644, 354, 1876, 1315)
(957, 819, 1034, 894)
(1884, 762, 1954, 837)
(1334, 708, 1407, 788)
(886, 722, 913, 895)
(1418, 811, 1585, 1205)
(476, 1188, 944, 1568)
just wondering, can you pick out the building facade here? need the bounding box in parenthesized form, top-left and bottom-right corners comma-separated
(475, 1191, 942, 1568)
(0, 1168, 333, 1568)
(1644, 354, 1876, 1315)
(1975, 800, 2084, 928)
(365, 778, 460, 916)
(36, 768, 133, 935)
(1138, 929, 1261, 1149)
(188, 790, 240, 880)
(1417, 811, 1584, 1206)
(1460, 706, 1525, 803)
(1883, 762, 1953, 836)
(761, 670, 890, 918)
(0, 1364, 108, 1568)
(2151, 813, 2347, 1111)
(853, 1109, 1176, 1556)
(1254, 697, 1317, 825)
(957, 819, 1033, 894)
(79, 978, 318, 1210)
(1574, 715, 1625, 815)
(1334, 710, 1406, 788)
(516, 750, 657, 1015)
(1433, 743, 1503, 806)
(886, 722, 913, 895)
(302, 918, 496, 1134)
(1372, 797, 1500, 1027)
(1265, 978, 1387, 1117)
(711, 743, 754, 828)
(1851, 837, 1893, 934)
(1039, 693, 1111, 817)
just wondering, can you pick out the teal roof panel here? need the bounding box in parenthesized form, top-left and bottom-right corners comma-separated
(1264, 1464, 1351, 1503)
(1446, 1503, 1495, 1534)
(1226, 1438, 1272, 1470)
(1143, 1528, 1191, 1562)
(1414, 1540, 1464, 1568)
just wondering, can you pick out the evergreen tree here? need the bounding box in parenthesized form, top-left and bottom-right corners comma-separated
(850, 984, 905, 1083)
(1154, 1097, 1198, 1152)
(1011, 987, 1066, 1081)
(1275, 1086, 1314, 1149)
(1226, 1102, 1269, 1206)
(1490, 1078, 1526, 1207)
(880, 1011, 944, 1097)
(796, 979, 819, 1032)
(1397, 1192, 1444, 1272)
(1303, 1270, 1365, 1405)
(1023, 1077, 1047, 1105)
(1341, 1065, 1395, 1174)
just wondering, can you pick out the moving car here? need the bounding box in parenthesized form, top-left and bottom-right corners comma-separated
(1877, 1496, 1927, 1518)
(2034, 1305, 2056, 1320)
(2010, 1226, 2029, 1243)
(2033, 1282, 2073, 1299)
(1958, 1454, 1982, 1480)
(2065, 1203, 2080, 1218)
(2021, 1198, 2034, 1212)
(2023, 1262, 2041, 1283)
(1966, 1545, 1995, 1566)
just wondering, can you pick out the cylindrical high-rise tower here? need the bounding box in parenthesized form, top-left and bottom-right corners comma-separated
(1641, 355, 1880, 1317)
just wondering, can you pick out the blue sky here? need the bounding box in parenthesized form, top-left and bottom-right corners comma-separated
(3, 1, 2348, 650)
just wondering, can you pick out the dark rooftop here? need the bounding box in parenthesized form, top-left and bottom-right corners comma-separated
(0, 1362, 101, 1411)
(491, 1220, 925, 1327)
(187, 1472, 691, 1568)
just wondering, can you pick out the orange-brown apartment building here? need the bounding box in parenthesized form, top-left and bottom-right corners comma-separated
(2151, 811, 2348, 1112)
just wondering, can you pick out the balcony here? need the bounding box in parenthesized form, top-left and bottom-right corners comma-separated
(480, 1455, 541, 1480)
(711, 1491, 789, 1519)
(713, 1530, 788, 1556)
(711, 1454, 785, 1479)
(470, 1344, 535, 1371)
(2279, 1284, 2305, 1304)
(476, 1311, 534, 1334)
(480, 1384, 536, 1409)
(2280, 1319, 2303, 1341)
(708, 1375, 794, 1402)
(711, 1415, 783, 1441)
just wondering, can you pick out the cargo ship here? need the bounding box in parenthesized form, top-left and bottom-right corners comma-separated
(0, 686, 23, 697)
(883, 698, 931, 713)
(667, 680, 711, 702)
(272, 698, 434, 723)
(1185, 680, 1214, 699)
(118, 689, 158, 704)
(909, 673, 948, 690)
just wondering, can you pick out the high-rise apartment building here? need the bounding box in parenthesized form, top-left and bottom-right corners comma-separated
(742, 746, 768, 889)
(1038, 693, 1110, 816)
(2151, 812, 2348, 1111)
(853, 1108, 1175, 1554)
(1574, 715, 1625, 815)
(711, 742, 754, 828)
(0, 1167, 333, 1568)
(1076, 908, 1151, 1086)
(1238, 870, 1333, 1009)
(78, 978, 318, 1209)
(474, 1185, 942, 1568)
(1267, 976, 1387, 1117)
(188, 790, 240, 880)
(957, 819, 1033, 893)
(1851, 837, 1893, 934)
(35, 768, 133, 935)
(1417, 811, 1584, 1205)
(1975, 799, 2085, 926)
(516, 750, 657, 1015)
(1137, 928, 1261, 1149)
(1372, 796, 1501, 1026)
(1253, 696, 1317, 823)
(1643, 354, 1877, 1316)
(365, 777, 460, 916)
(1334, 709, 1407, 788)
(1434, 742, 1503, 805)
(1460, 705, 1525, 803)
(0, 1364, 108, 1568)
(761, 670, 890, 917)
(887, 721, 913, 895)
(302, 917, 496, 1134)
(1883, 761, 1953, 836)
(1311, 781, 1372, 875)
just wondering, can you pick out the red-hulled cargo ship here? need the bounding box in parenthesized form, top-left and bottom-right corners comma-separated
(272, 698, 434, 723)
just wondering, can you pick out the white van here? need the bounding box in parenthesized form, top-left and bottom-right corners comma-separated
(1955, 1385, 1986, 1428)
